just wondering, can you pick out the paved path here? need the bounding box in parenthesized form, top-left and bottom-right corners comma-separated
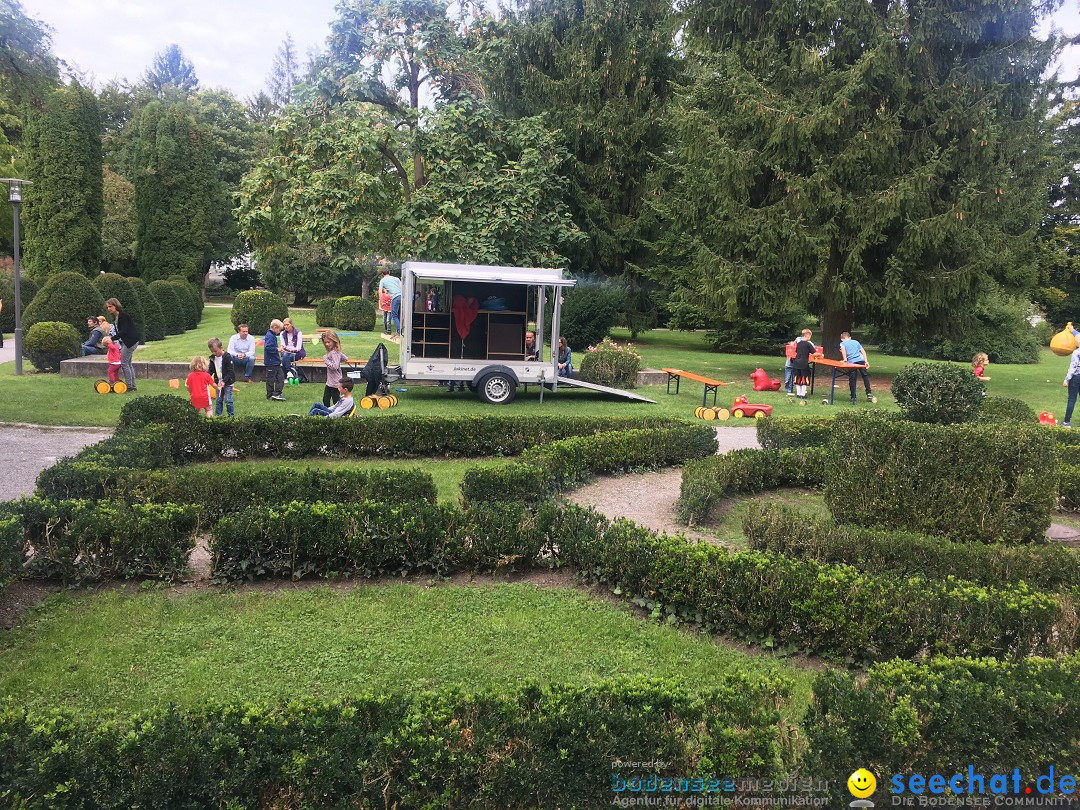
(0, 424, 112, 501)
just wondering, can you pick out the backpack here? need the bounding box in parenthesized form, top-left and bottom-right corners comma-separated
(784, 340, 798, 359)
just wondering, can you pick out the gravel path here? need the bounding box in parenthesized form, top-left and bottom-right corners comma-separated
(0, 424, 112, 500)
(568, 426, 759, 541)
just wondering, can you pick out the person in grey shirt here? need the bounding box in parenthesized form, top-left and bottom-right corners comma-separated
(227, 323, 256, 383)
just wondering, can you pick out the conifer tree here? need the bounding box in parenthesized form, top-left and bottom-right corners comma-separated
(653, 0, 1060, 355)
(23, 81, 103, 279)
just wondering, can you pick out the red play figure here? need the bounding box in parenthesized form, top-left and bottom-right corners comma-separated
(749, 367, 782, 391)
(1040, 411, 1058, 426)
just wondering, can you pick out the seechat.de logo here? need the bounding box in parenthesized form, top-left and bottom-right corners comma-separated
(848, 768, 877, 808)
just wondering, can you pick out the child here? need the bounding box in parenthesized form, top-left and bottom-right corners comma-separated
(972, 353, 991, 381)
(186, 355, 215, 417)
(379, 289, 392, 335)
(308, 377, 355, 417)
(320, 330, 349, 407)
(104, 336, 122, 385)
(791, 329, 815, 404)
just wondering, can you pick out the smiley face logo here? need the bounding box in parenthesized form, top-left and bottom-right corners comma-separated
(848, 768, 877, 799)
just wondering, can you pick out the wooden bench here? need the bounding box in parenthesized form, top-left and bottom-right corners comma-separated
(662, 368, 730, 407)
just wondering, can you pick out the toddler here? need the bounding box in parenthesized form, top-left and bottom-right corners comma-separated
(186, 355, 215, 417)
(103, 336, 122, 384)
(972, 353, 991, 381)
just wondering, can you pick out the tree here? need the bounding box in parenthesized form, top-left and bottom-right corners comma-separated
(267, 33, 300, 109)
(0, 0, 58, 121)
(479, 0, 677, 282)
(142, 44, 198, 98)
(102, 167, 136, 274)
(652, 0, 1060, 357)
(23, 81, 103, 279)
(133, 100, 214, 283)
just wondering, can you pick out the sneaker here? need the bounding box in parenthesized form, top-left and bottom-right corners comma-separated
(271, 395, 286, 402)
(1064, 422, 1072, 428)
(869, 395, 877, 403)
(245, 378, 254, 384)
(851, 399, 857, 405)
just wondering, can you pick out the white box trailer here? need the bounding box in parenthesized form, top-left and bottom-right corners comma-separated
(399, 261, 653, 404)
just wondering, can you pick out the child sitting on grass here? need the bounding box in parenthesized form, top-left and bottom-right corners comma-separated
(972, 353, 991, 381)
(186, 355, 215, 417)
(103, 336, 121, 385)
(308, 377, 355, 417)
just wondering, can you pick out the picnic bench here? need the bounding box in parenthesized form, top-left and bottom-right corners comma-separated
(808, 354, 873, 405)
(662, 368, 730, 407)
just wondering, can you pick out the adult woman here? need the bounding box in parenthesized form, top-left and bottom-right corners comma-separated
(557, 336, 573, 378)
(105, 298, 138, 392)
(280, 316, 305, 379)
(320, 330, 349, 407)
(81, 316, 106, 355)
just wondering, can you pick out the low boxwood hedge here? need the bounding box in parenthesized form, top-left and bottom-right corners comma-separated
(676, 447, 826, 525)
(332, 295, 376, 331)
(23, 321, 81, 373)
(755, 416, 836, 450)
(13, 498, 199, 583)
(461, 424, 717, 503)
(744, 503, 1080, 593)
(315, 297, 337, 327)
(0, 676, 790, 808)
(0, 517, 20, 588)
(803, 655, 1080, 792)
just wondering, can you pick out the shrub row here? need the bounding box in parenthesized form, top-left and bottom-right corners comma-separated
(13, 498, 199, 583)
(676, 447, 826, 525)
(1058, 463, 1080, 511)
(826, 413, 1057, 543)
(744, 503, 1080, 593)
(0, 677, 789, 809)
(461, 424, 717, 503)
(754, 416, 836, 450)
(0, 517, 19, 588)
(803, 655, 1080, 790)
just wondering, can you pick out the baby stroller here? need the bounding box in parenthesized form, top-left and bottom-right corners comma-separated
(348, 343, 402, 396)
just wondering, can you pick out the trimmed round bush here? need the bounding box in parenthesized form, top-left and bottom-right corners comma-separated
(129, 277, 166, 342)
(117, 394, 202, 434)
(167, 280, 200, 330)
(978, 396, 1038, 424)
(559, 280, 625, 350)
(21, 271, 105, 335)
(147, 280, 186, 335)
(316, 297, 338, 328)
(167, 275, 204, 319)
(578, 337, 641, 387)
(332, 296, 376, 331)
(24, 321, 81, 372)
(0, 271, 39, 333)
(890, 363, 985, 424)
(96, 272, 145, 344)
(231, 290, 288, 335)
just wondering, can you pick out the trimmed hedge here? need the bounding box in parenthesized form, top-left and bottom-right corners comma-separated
(147, 279, 186, 335)
(891, 361, 986, 423)
(755, 416, 836, 449)
(1058, 462, 1080, 510)
(95, 272, 145, 343)
(128, 277, 166, 341)
(676, 447, 826, 525)
(231, 289, 288, 335)
(0, 270, 38, 333)
(20, 270, 105, 335)
(0, 677, 789, 808)
(332, 295, 376, 331)
(803, 655, 1080, 788)
(315, 297, 337, 327)
(461, 424, 717, 503)
(0, 517, 20, 587)
(744, 503, 1080, 593)
(23, 321, 81, 372)
(826, 413, 1057, 543)
(978, 395, 1038, 424)
(168, 279, 200, 330)
(13, 498, 199, 583)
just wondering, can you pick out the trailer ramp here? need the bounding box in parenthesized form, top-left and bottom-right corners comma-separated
(554, 377, 655, 403)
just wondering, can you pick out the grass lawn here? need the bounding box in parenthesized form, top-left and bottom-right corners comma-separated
(705, 490, 830, 548)
(0, 584, 817, 719)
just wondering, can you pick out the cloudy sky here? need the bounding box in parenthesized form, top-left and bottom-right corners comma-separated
(18, 0, 1080, 101)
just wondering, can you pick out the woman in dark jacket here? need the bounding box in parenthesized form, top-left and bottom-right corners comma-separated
(105, 298, 138, 392)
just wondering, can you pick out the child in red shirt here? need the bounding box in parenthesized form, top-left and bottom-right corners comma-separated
(104, 336, 122, 384)
(186, 355, 215, 417)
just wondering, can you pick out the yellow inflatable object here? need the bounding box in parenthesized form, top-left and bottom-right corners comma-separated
(1051, 322, 1078, 356)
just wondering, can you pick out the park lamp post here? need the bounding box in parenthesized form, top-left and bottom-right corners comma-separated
(0, 177, 31, 375)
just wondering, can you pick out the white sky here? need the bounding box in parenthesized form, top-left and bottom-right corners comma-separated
(18, 0, 1080, 100)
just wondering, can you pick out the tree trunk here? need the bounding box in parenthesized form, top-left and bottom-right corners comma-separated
(818, 307, 853, 361)
(293, 291, 310, 307)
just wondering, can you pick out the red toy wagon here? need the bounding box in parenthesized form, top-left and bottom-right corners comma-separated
(731, 395, 773, 419)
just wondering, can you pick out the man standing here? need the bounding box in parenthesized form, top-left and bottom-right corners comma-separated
(264, 319, 286, 401)
(378, 266, 402, 341)
(839, 331, 877, 404)
(207, 338, 236, 417)
(228, 323, 256, 383)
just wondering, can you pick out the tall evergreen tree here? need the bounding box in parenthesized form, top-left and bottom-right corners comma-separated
(133, 100, 213, 283)
(267, 33, 300, 109)
(653, 0, 1061, 355)
(23, 81, 103, 279)
(142, 44, 199, 98)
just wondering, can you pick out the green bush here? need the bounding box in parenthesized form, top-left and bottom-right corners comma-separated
(23, 321, 81, 372)
(15, 498, 199, 583)
(977, 395, 1038, 424)
(0, 677, 788, 808)
(676, 447, 826, 525)
(0, 270, 38, 334)
(803, 656, 1080, 793)
(147, 279, 186, 335)
(315, 297, 338, 327)
(578, 337, 642, 387)
(117, 394, 202, 435)
(890, 362, 985, 423)
(95, 272, 145, 343)
(231, 289, 288, 335)
(755, 416, 836, 449)
(462, 425, 717, 504)
(559, 279, 624, 350)
(332, 295, 376, 331)
(20, 270, 105, 335)
(1057, 463, 1080, 511)
(127, 277, 166, 341)
(825, 414, 1057, 543)
(744, 503, 1080, 592)
(167, 279, 200, 330)
(0, 517, 21, 588)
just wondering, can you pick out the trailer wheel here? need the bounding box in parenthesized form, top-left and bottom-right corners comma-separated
(478, 372, 516, 404)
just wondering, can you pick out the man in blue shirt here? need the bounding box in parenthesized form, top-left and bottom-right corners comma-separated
(378, 266, 403, 341)
(839, 331, 877, 404)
